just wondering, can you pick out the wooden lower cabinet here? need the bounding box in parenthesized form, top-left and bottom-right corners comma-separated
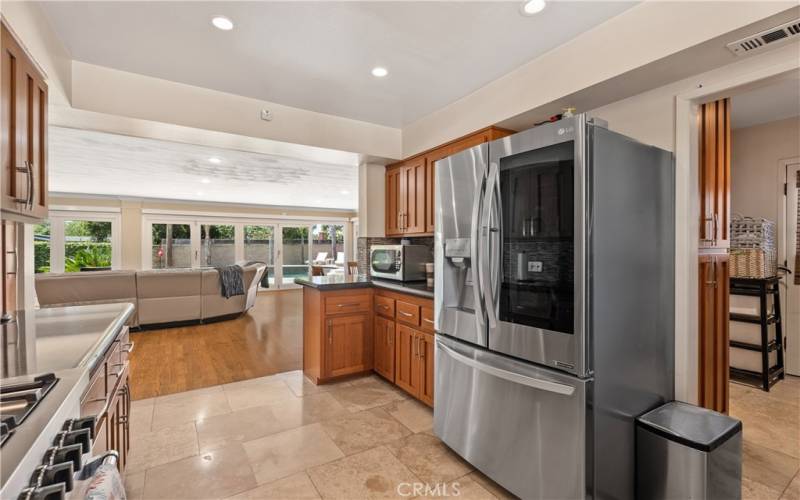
(395, 324, 419, 395)
(80, 326, 133, 471)
(698, 252, 730, 413)
(394, 323, 434, 407)
(327, 314, 371, 378)
(303, 287, 373, 384)
(373, 315, 395, 382)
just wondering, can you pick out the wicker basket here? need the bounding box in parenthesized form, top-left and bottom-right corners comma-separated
(730, 248, 777, 279)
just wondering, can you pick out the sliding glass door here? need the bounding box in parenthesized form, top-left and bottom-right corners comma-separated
(151, 223, 192, 269)
(142, 217, 347, 290)
(244, 225, 275, 288)
(200, 224, 236, 267)
(281, 226, 310, 288)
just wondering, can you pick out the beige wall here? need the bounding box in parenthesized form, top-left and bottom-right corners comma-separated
(357, 162, 387, 238)
(50, 195, 356, 270)
(401, 1, 796, 157)
(732, 117, 800, 223)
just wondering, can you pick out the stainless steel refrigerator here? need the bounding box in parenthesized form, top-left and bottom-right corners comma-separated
(433, 114, 674, 500)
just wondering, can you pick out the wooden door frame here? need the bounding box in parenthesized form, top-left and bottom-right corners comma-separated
(674, 61, 800, 404)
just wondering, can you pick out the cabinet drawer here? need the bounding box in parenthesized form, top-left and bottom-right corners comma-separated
(396, 301, 420, 327)
(325, 294, 371, 315)
(420, 307, 435, 334)
(80, 369, 107, 418)
(375, 295, 395, 318)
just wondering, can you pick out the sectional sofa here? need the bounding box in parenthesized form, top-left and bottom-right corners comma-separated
(34, 262, 266, 328)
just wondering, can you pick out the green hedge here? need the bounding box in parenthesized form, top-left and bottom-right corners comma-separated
(35, 241, 112, 273)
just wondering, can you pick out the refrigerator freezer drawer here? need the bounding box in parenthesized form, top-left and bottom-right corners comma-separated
(434, 335, 590, 500)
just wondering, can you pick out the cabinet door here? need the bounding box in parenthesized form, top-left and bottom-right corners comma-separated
(373, 315, 395, 382)
(402, 158, 426, 235)
(418, 332, 435, 407)
(699, 99, 730, 249)
(394, 324, 419, 396)
(698, 253, 729, 413)
(24, 61, 47, 219)
(386, 167, 403, 236)
(326, 314, 370, 378)
(1, 23, 25, 215)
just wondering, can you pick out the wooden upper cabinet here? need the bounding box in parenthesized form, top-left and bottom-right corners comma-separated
(1, 20, 48, 222)
(387, 126, 513, 237)
(699, 99, 730, 249)
(386, 166, 403, 236)
(401, 157, 426, 235)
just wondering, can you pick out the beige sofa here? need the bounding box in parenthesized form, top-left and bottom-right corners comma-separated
(35, 263, 266, 328)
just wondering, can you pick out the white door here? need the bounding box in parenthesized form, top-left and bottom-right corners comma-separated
(784, 163, 800, 375)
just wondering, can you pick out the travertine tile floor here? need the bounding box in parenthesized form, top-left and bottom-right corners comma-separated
(732, 375, 800, 500)
(123, 372, 515, 499)
(124, 371, 800, 499)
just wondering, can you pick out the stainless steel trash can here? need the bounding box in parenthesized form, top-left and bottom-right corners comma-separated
(636, 401, 742, 500)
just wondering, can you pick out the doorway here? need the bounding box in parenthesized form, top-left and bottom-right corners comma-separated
(783, 161, 800, 375)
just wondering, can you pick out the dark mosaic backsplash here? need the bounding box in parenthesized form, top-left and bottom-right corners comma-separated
(502, 239, 574, 286)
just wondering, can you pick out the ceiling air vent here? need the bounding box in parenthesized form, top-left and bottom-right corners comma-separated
(727, 19, 800, 56)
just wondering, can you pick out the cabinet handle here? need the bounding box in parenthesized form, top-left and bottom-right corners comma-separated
(14, 162, 30, 204)
(419, 339, 425, 359)
(399, 311, 413, 318)
(713, 213, 719, 245)
(328, 323, 332, 345)
(27, 160, 34, 210)
(413, 335, 419, 358)
(378, 304, 389, 310)
(423, 318, 434, 324)
(337, 302, 361, 308)
(122, 342, 134, 354)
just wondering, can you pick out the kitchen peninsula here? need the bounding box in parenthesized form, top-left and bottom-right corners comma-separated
(296, 275, 435, 406)
(0, 303, 135, 497)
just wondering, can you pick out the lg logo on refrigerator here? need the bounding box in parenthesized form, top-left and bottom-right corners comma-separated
(558, 126, 575, 136)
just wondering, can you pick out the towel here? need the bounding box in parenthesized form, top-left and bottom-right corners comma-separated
(73, 455, 126, 500)
(217, 265, 245, 298)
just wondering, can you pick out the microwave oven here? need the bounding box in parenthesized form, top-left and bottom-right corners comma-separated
(370, 244, 431, 281)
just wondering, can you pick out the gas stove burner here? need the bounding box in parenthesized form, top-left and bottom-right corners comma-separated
(0, 373, 58, 447)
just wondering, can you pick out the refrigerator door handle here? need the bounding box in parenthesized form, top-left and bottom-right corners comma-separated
(437, 341, 575, 396)
(471, 172, 487, 326)
(481, 162, 500, 329)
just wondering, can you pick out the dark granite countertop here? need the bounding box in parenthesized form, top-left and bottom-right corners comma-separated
(295, 276, 434, 299)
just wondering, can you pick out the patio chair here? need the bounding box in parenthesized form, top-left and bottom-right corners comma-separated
(313, 252, 328, 265)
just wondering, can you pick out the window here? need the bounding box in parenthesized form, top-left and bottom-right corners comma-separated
(36, 212, 121, 273)
(64, 220, 113, 272)
(151, 223, 192, 269)
(200, 224, 235, 267)
(282, 226, 309, 284)
(34, 222, 51, 273)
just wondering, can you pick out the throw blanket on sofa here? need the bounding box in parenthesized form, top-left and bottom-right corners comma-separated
(217, 265, 245, 298)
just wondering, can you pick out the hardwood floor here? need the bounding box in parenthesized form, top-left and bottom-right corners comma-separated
(129, 290, 303, 400)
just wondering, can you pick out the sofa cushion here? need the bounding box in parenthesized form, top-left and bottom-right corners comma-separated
(35, 271, 139, 325)
(136, 269, 202, 324)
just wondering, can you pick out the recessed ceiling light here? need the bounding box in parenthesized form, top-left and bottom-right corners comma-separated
(521, 0, 546, 16)
(340, 190, 350, 195)
(200, 178, 211, 184)
(371, 67, 388, 78)
(196, 191, 205, 196)
(208, 157, 222, 164)
(211, 16, 234, 31)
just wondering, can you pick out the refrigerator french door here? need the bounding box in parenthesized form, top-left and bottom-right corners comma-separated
(435, 116, 587, 375)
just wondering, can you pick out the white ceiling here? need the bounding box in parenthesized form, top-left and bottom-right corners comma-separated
(39, 1, 637, 127)
(731, 74, 800, 129)
(49, 127, 359, 209)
